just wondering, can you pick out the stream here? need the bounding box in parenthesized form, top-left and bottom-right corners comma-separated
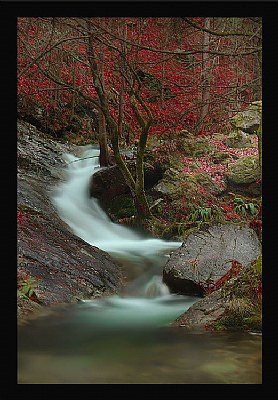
(17, 145, 262, 384)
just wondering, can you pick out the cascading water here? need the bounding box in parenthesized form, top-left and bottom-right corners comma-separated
(17, 145, 262, 384)
(51, 145, 181, 263)
(50, 144, 197, 310)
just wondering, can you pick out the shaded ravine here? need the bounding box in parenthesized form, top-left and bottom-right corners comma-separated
(18, 145, 262, 384)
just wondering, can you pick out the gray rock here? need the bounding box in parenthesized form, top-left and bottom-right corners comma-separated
(90, 164, 131, 206)
(90, 161, 164, 208)
(173, 289, 227, 330)
(224, 131, 254, 148)
(163, 223, 261, 296)
(172, 263, 259, 331)
(225, 155, 260, 185)
(230, 101, 262, 134)
(17, 120, 124, 315)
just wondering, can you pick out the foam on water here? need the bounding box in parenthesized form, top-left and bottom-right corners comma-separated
(51, 145, 181, 262)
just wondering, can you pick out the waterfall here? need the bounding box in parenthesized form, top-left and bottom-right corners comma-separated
(51, 145, 181, 264)
(49, 144, 198, 327)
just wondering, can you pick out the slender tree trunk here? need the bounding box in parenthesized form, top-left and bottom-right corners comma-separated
(98, 109, 109, 166)
(96, 20, 109, 166)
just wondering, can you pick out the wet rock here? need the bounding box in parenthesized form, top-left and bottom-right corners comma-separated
(173, 289, 227, 330)
(172, 262, 261, 331)
(89, 161, 164, 209)
(163, 223, 261, 296)
(90, 164, 131, 205)
(17, 120, 124, 316)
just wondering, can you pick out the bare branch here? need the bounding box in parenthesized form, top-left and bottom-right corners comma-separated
(17, 33, 90, 79)
(181, 17, 262, 39)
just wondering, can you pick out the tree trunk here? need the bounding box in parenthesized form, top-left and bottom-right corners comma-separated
(85, 18, 153, 223)
(96, 21, 109, 167)
(98, 110, 109, 166)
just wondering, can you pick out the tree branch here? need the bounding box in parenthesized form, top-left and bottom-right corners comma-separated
(181, 17, 262, 39)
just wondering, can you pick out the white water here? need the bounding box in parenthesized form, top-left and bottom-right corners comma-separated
(50, 144, 196, 325)
(51, 145, 181, 263)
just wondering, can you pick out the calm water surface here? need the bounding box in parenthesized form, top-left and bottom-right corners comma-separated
(18, 303, 262, 384)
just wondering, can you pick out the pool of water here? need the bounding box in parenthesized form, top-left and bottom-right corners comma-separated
(18, 300, 262, 384)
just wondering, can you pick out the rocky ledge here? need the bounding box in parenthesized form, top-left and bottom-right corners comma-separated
(17, 120, 124, 319)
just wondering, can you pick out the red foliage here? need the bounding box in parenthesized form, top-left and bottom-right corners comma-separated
(17, 17, 259, 138)
(249, 217, 262, 238)
(17, 211, 28, 226)
(199, 259, 242, 294)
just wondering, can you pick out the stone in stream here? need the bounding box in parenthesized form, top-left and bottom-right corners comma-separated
(163, 222, 261, 296)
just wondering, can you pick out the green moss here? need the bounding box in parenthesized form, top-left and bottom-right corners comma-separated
(212, 151, 232, 164)
(225, 155, 260, 184)
(213, 307, 262, 332)
(177, 134, 212, 157)
(210, 257, 262, 332)
(106, 194, 136, 220)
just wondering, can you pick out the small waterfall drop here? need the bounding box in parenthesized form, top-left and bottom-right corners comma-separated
(49, 144, 197, 327)
(51, 145, 181, 264)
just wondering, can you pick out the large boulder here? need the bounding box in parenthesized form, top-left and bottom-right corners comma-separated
(90, 164, 131, 205)
(230, 101, 262, 134)
(176, 132, 215, 157)
(172, 260, 262, 332)
(163, 223, 261, 296)
(224, 155, 261, 197)
(153, 163, 225, 200)
(17, 120, 124, 318)
(89, 161, 164, 209)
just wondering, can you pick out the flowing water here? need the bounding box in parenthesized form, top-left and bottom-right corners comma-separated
(17, 145, 262, 384)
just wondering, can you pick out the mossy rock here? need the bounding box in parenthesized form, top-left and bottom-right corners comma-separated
(104, 193, 136, 221)
(211, 151, 233, 164)
(224, 131, 254, 148)
(224, 156, 260, 185)
(153, 167, 186, 199)
(212, 256, 262, 331)
(249, 100, 262, 112)
(177, 134, 213, 157)
(194, 172, 215, 188)
(219, 125, 233, 135)
(230, 103, 261, 134)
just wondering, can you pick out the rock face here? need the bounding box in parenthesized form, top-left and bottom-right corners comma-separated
(17, 120, 124, 316)
(173, 289, 228, 329)
(163, 223, 261, 296)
